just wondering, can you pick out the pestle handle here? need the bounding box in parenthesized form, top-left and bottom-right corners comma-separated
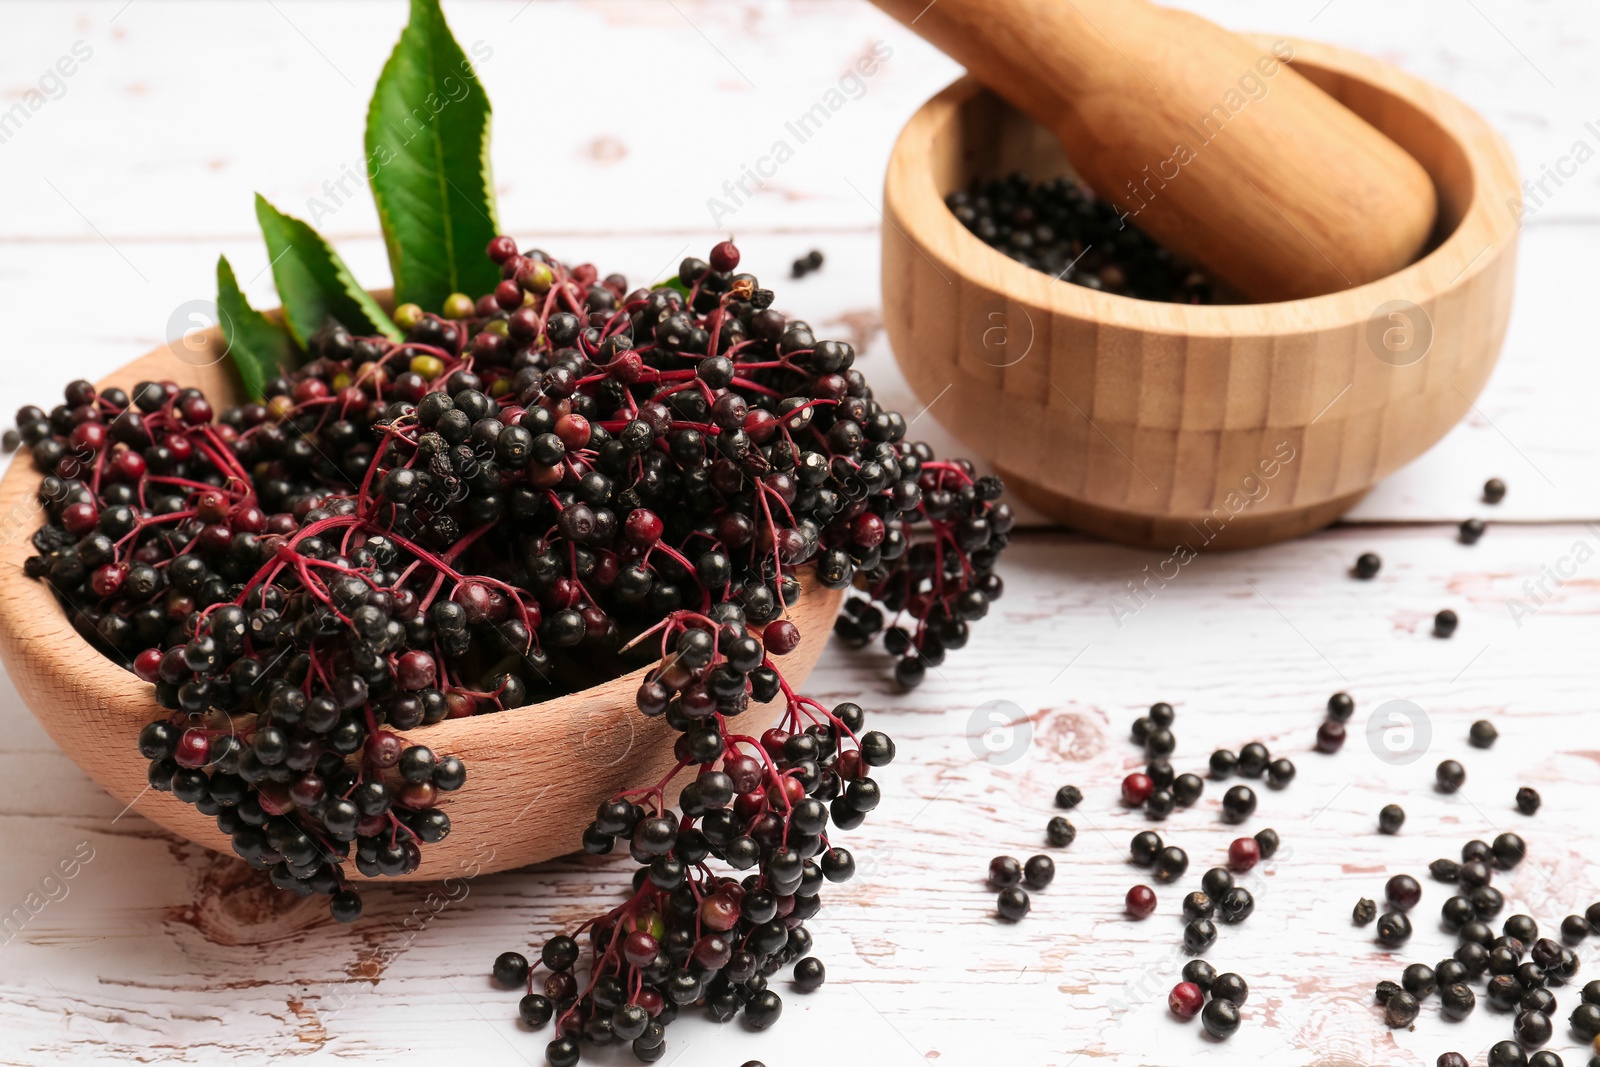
(873, 0, 1438, 302)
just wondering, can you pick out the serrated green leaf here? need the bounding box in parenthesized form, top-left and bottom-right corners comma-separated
(366, 0, 500, 313)
(254, 194, 401, 345)
(216, 255, 298, 401)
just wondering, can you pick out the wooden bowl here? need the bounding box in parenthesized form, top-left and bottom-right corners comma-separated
(882, 36, 1520, 549)
(0, 318, 844, 880)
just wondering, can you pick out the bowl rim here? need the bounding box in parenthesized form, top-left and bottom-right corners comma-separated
(886, 34, 1520, 337)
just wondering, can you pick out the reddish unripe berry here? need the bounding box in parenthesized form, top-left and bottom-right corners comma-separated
(109, 447, 147, 482)
(1228, 837, 1260, 872)
(180, 396, 213, 425)
(852, 512, 886, 548)
(133, 648, 164, 683)
(699, 894, 740, 932)
(723, 754, 762, 793)
(494, 279, 524, 311)
(257, 782, 293, 816)
(365, 730, 404, 769)
(1126, 884, 1158, 919)
(554, 413, 590, 449)
(175, 729, 210, 769)
(229, 504, 266, 533)
(636, 988, 664, 1018)
(61, 501, 98, 535)
(623, 930, 660, 967)
(196, 490, 229, 524)
(1121, 772, 1154, 806)
(166, 433, 194, 463)
(400, 781, 438, 809)
(1169, 981, 1205, 1018)
(445, 691, 477, 718)
(1315, 720, 1346, 753)
(486, 235, 518, 263)
(292, 378, 329, 405)
(69, 421, 107, 453)
(710, 240, 740, 273)
(763, 619, 800, 656)
(289, 773, 326, 808)
(91, 563, 127, 598)
(396, 650, 437, 691)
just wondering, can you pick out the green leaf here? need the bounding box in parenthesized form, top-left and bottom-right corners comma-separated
(216, 255, 298, 401)
(254, 194, 401, 346)
(366, 0, 500, 313)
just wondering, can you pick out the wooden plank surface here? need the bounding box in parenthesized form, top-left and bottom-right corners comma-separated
(1, 2, 1599, 1065)
(3, 525, 1599, 1065)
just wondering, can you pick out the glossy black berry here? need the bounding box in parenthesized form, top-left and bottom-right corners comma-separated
(1130, 831, 1163, 867)
(1054, 784, 1082, 810)
(1254, 827, 1279, 858)
(1402, 962, 1436, 997)
(996, 886, 1030, 922)
(1434, 609, 1459, 637)
(1492, 832, 1526, 869)
(1377, 911, 1413, 948)
(1182, 959, 1216, 992)
(1354, 552, 1381, 579)
(1516, 787, 1541, 815)
(1200, 996, 1240, 1038)
(1470, 719, 1499, 748)
(1023, 854, 1055, 889)
(1212, 972, 1248, 1005)
(493, 951, 530, 987)
(1172, 773, 1204, 807)
(1459, 518, 1486, 544)
(988, 856, 1022, 888)
(1386, 874, 1422, 911)
(1184, 919, 1217, 954)
(1486, 1041, 1527, 1067)
(1326, 691, 1355, 721)
(1265, 758, 1295, 788)
(1484, 477, 1507, 503)
(1378, 804, 1405, 834)
(793, 956, 826, 992)
(1441, 982, 1476, 1019)
(1153, 846, 1189, 883)
(1236, 743, 1269, 778)
(1201, 867, 1234, 899)
(1436, 759, 1466, 793)
(1221, 785, 1256, 823)
(1209, 749, 1237, 778)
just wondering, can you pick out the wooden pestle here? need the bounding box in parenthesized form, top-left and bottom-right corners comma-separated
(873, 0, 1438, 302)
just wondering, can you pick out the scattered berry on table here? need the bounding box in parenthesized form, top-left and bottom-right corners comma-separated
(1483, 477, 1507, 504)
(1168, 981, 1204, 1018)
(1353, 897, 1377, 926)
(997, 886, 1031, 922)
(1436, 759, 1466, 793)
(1434, 609, 1459, 637)
(1517, 786, 1541, 815)
(1054, 784, 1083, 810)
(1459, 518, 1486, 544)
(1470, 719, 1499, 748)
(1378, 804, 1406, 834)
(1126, 884, 1158, 920)
(1326, 691, 1355, 721)
(1354, 552, 1382, 579)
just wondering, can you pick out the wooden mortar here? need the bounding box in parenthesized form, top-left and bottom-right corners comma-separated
(880, 38, 1519, 551)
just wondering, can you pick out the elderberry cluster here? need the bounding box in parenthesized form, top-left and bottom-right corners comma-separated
(23, 236, 1008, 1054)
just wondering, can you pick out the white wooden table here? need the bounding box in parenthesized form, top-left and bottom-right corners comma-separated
(2, 2, 1598, 1065)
